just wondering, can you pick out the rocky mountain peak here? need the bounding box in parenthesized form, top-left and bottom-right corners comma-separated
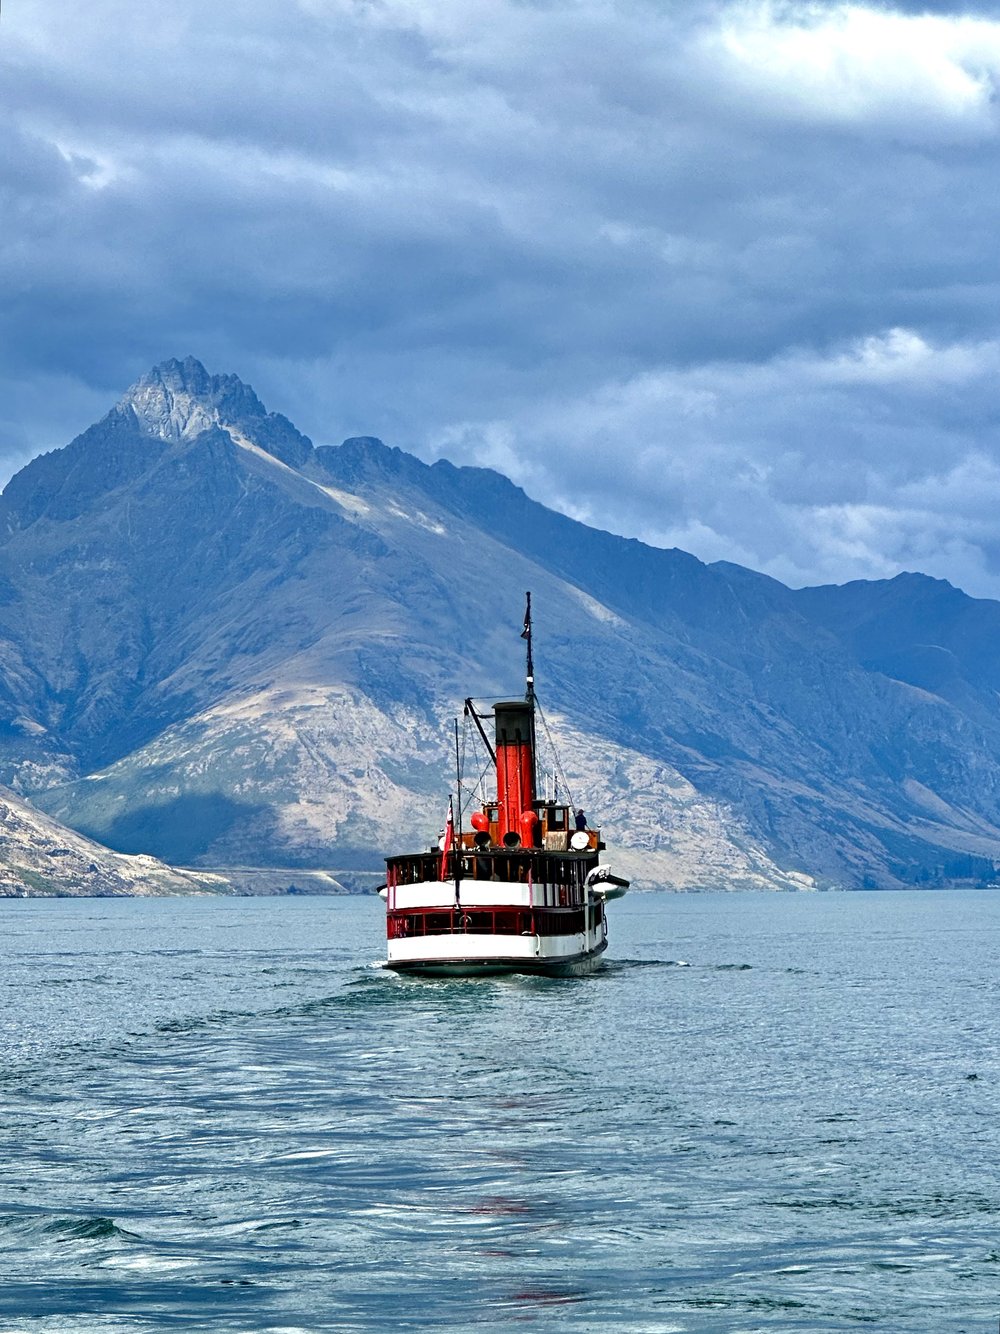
(117, 357, 267, 444)
(0, 358, 315, 536)
(114, 357, 312, 468)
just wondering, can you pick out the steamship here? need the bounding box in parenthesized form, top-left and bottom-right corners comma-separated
(379, 595, 629, 976)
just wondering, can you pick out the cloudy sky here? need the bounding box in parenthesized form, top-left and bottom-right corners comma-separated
(6, 0, 1000, 596)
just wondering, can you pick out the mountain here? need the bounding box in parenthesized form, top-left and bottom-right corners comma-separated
(2, 356, 1000, 890)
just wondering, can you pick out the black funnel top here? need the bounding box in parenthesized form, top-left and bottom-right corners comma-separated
(494, 701, 532, 747)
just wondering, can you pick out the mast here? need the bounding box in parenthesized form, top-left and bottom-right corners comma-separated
(521, 591, 538, 803)
(453, 718, 462, 907)
(523, 591, 534, 698)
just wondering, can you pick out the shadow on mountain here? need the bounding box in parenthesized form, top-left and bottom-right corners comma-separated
(87, 793, 270, 865)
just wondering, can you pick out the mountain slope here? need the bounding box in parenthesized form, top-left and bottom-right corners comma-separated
(2, 358, 1000, 888)
(0, 785, 229, 897)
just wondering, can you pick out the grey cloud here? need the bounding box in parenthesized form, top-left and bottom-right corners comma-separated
(5, 1, 1000, 593)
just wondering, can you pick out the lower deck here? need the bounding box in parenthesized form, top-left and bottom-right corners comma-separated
(387, 901, 603, 939)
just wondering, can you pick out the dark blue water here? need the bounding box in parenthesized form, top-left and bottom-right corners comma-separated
(1, 890, 997, 1331)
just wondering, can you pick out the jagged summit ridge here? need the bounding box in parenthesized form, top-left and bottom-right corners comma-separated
(118, 356, 258, 443)
(114, 356, 313, 468)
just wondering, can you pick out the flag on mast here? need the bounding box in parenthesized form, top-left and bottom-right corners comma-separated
(439, 795, 455, 880)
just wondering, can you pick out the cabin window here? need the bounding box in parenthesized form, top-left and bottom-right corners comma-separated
(533, 908, 586, 936)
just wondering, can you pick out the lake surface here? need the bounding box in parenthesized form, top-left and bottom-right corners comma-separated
(0, 890, 997, 1332)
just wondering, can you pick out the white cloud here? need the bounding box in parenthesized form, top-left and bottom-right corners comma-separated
(817, 328, 1000, 386)
(432, 327, 1000, 595)
(707, 3, 1000, 138)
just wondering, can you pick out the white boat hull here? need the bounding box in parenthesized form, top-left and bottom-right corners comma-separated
(387, 937, 607, 978)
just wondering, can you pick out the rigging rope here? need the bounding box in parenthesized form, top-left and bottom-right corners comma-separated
(458, 709, 493, 824)
(458, 713, 470, 825)
(535, 695, 577, 812)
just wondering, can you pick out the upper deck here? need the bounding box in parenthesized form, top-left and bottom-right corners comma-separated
(386, 795, 604, 886)
(386, 846, 598, 888)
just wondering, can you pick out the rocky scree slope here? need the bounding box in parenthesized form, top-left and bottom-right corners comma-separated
(0, 785, 229, 897)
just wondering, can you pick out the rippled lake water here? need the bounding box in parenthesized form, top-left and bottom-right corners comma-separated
(1, 890, 998, 1332)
